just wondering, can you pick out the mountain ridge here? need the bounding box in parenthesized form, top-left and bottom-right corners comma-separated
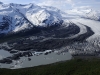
(0, 2, 100, 35)
(0, 2, 66, 34)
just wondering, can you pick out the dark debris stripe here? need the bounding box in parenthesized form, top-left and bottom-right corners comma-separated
(12, 25, 94, 51)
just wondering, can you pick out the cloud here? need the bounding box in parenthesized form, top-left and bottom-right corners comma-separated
(0, 0, 9, 3)
(73, 6, 91, 9)
(0, 0, 100, 11)
(37, 0, 75, 10)
(0, 0, 34, 4)
(66, 0, 75, 7)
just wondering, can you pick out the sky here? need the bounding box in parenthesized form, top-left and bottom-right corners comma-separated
(0, 0, 100, 11)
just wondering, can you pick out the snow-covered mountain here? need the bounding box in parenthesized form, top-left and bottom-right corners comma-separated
(0, 2, 66, 34)
(0, 1, 100, 35)
(66, 8, 100, 21)
(84, 9, 100, 21)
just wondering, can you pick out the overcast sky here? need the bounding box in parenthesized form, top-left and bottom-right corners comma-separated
(0, 0, 100, 10)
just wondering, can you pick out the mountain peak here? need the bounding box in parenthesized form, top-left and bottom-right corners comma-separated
(0, 2, 66, 34)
